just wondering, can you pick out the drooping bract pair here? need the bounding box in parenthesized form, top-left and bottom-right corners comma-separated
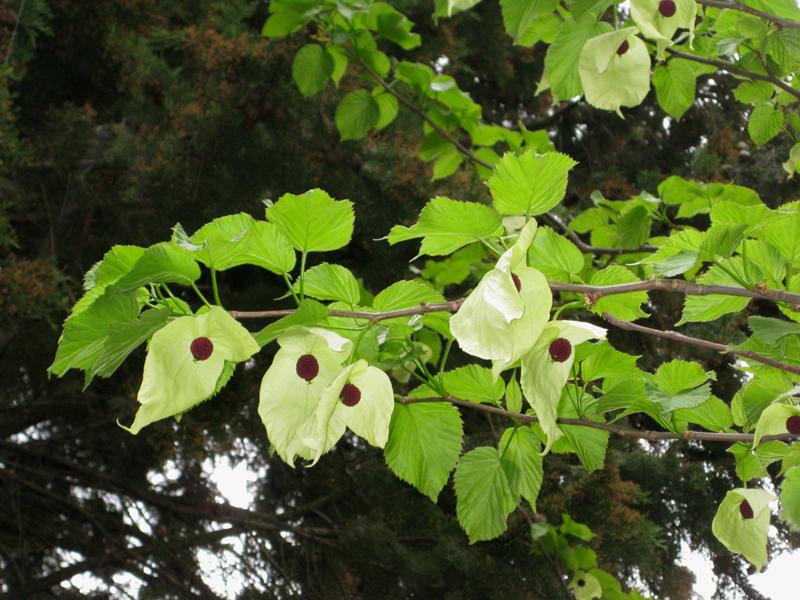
(258, 327, 394, 465)
(450, 220, 606, 451)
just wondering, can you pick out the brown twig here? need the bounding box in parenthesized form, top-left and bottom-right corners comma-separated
(229, 279, 800, 320)
(666, 47, 800, 103)
(697, 0, 800, 30)
(356, 58, 494, 170)
(539, 213, 658, 256)
(602, 312, 800, 377)
(399, 396, 799, 443)
(551, 279, 800, 306)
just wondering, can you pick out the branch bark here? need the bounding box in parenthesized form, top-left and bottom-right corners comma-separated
(602, 312, 800, 377)
(697, 0, 800, 30)
(229, 279, 800, 320)
(666, 47, 800, 103)
(400, 396, 799, 443)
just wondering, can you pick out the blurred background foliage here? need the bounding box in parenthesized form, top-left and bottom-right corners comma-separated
(1, 0, 798, 598)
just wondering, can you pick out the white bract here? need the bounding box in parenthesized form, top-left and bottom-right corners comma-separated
(299, 359, 395, 465)
(259, 327, 351, 464)
(259, 328, 394, 466)
(121, 306, 260, 434)
(579, 28, 651, 116)
(450, 220, 552, 377)
(520, 320, 607, 453)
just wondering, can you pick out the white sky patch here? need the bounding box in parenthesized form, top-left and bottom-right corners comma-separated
(207, 455, 260, 509)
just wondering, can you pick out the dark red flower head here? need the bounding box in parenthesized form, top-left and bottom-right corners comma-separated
(296, 354, 319, 382)
(617, 40, 630, 56)
(511, 273, 522, 293)
(658, 0, 677, 17)
(190, 337, 214, 361)
(548, 338, 572, 363)
(577, 578, 586, 588)
(739, 499, 754, 520)
(340, 383, 362, 407)
(786, 415, 800, 435)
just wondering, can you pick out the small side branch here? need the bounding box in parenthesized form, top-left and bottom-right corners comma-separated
(400, 396, 799, 443)
(666, 47, 800, 103)
(697, 0, 800, 30)
(602, 312, 800, 377)
(230, 279, 800, 320)
(551, 279, 800, 307)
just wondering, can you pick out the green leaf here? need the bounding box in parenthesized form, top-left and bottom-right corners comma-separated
(712, 488, 775, 570)
(588, 266, 648, 321)
(297, 263, 360, 304)
(554, 395, 610, 473)
(236, 222, 296, 274)
(431, 147, 464, 181)
(544, 15, 604, 101)
(579, 29, 651, 115)
(505, 376, 523, 413)
(653, 59, 696, 120)
(780, 466, 800, 530)
(335, 89, 380, 141)
(122, 307, 260, 434)
(734, 81, 774, 105)
(454, 447, 517, 542)
(500, 0, 559, 44)
(488, 151, 577, 216)
(679, 259, 751, 324)
(753, 211, 800, 264)
(74, 245, 146, 315)
(384, 402, 463, 501)
(84, 245, 145, 292)
(528, 226, 584, 282)
(443, 365, 505, 403)
(174, 213, 259, 271)
(372, 279, 444, 312)
(732, 376, 792, 429)
(253, 299, 329, 347)
(51, 287, 141, 376)
(291, 44, 333, 97)
(372, 89, 398, 130)
(615, 205, 652, 249)
(387, 197, 503, 257)
(749, 316, 800, 345)
(697, 223, 746, 261)
(653, 360, 711, 395)
(369, 3, 421, 49)
(115, 243, 201, 292)
(88, 308, 171, 382)
(499, 426, 543, 509)
(561, 513, 594, 541)
(327, 46, 348, 86)
(673, 396, 733, 432)
(267, 189, 354, 253)
(748, 104, 784, 146)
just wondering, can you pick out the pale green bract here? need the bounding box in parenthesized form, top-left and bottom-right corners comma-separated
(578, 28, 651, 116)
(450, 221, 553, 375)
(630, 0, 696, 57)
(711, 488, 775, 570)
(121, 307, 260, 434)
(299, 359, 394, 465)
(259, 327, 352, 465)
(520, 320, 607, 453)
(753, 402, 800, 447)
